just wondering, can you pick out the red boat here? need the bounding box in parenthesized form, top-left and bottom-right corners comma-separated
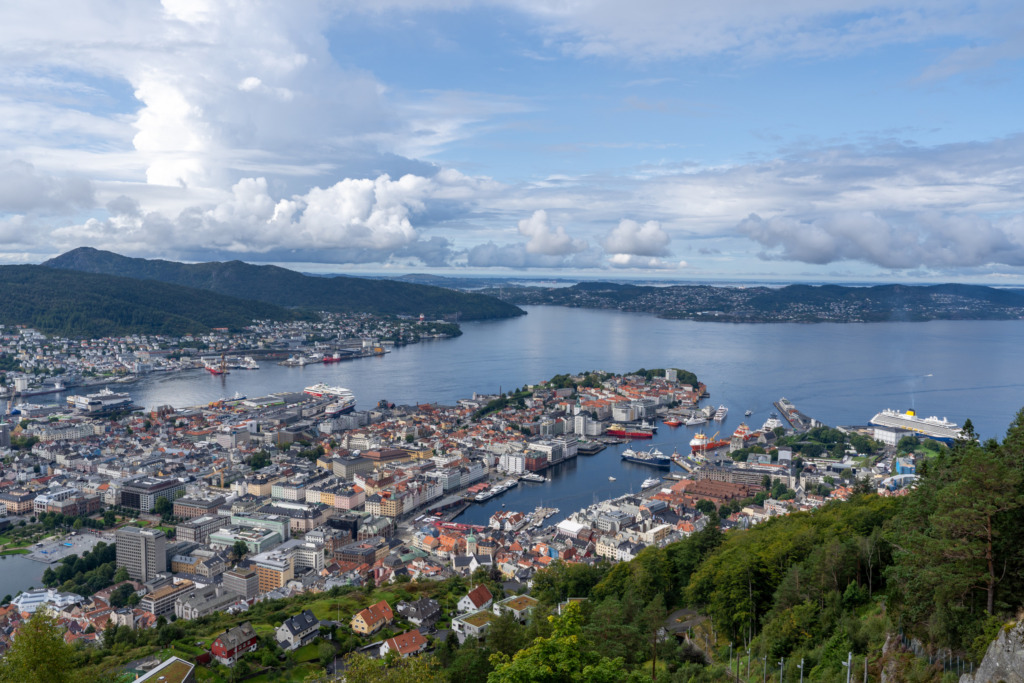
(606, 424, 655, 439)
(206, 367, 228, 375)
(690, 431, 729, 453)
(663, 417, 682, 427)
(321, 353, 343, 363)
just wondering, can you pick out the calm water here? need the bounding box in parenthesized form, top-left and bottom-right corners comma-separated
(0, 555, 46, 599)
(44, 305, 1024, 529)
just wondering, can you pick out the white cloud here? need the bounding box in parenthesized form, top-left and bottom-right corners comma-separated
(738, 211, 1024, 269)
(608, 253, 685, 269)
(603, 219, 671, 256)
(0, 160, 94, 214)
(517, 210, 587, 255)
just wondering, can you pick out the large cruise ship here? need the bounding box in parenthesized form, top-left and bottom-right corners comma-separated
(869, 409, 964, 443)
(67, 388, 134, 415)
(304, 384, 357, 414)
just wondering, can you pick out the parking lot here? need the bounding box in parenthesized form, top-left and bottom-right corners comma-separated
(26, 531, 115, 564)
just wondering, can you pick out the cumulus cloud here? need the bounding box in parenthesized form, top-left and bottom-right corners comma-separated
(608, 253, 686, 269)
(46, 172, 474, 266)
(517, 210, 587, 255)
(602, 219, 671, 256)
(0, 160, 94, 214)
(466, 241, 604, 269)
(738, 211, 1024, 269)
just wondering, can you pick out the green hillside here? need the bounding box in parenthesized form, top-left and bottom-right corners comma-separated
(44, 248, 525, 321)
(0, 265, 306, 338)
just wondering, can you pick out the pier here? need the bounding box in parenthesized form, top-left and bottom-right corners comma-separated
(774, 397, 815, 432)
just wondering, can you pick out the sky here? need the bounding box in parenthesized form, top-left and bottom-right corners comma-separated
(2, 0, 1024, 283)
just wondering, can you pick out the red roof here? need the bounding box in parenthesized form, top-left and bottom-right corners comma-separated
(466, 584, 493, 609)
(384, 629, 428, 655)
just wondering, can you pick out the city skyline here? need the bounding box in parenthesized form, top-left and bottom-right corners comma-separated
(2, 1, 1023, 282)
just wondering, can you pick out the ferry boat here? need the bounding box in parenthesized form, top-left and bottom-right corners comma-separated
(641, 477, 663, 489)
(621, 448, 672, 469)
(520, 472, 548, 483)
(684, 415, 707, 426)
(690, 431, 731, 454)
(305, 384, 357, 414)
(606, 423, 655, 439)
(713, 405, 728, 421)
(868, 408, 964, 443)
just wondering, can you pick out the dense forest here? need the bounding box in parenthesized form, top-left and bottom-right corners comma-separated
(43, 247, 525, 321)
(0, 265, 305, 337)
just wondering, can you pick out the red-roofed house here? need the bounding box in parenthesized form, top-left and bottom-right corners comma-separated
(379, 629, 429, 658)
(457, 584, 493, 614)
(350, 599, 394, 635)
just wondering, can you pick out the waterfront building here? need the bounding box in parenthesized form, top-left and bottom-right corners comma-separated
(11, 587, 84, 614)
(116, 526, 167, 582)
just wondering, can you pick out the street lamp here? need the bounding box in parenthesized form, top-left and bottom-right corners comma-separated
(779, 656, 785, 682)
(797, 658, 805, 683)
(841, 651, 853, 683)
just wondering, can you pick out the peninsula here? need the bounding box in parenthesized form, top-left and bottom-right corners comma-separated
(481, 281, 1024, 323)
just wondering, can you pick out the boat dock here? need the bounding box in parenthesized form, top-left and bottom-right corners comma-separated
(774, 397, 815, 432)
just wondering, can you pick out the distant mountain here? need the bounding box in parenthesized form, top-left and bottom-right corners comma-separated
(483, 281, 1024, 323)
(0, 265, 306, 338)
(44, 248, 525, 321)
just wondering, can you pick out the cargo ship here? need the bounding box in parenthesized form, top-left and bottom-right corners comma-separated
(621, 448, 672, 469)
(868, 409, 964, 443)
(304, 384, 357, 414)
(606, 423, 655, 439)
(690, 431, 730, 454)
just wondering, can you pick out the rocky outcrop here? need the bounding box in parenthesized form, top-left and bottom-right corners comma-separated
(961, 621, 1024, 683)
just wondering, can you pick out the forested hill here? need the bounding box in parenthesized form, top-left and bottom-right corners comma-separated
(0, 265, 306, 337)
(44, 248, 525, 321)
(483, 281, 1024, 322)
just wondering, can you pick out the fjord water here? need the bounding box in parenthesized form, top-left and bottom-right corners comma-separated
(125, 305, 1024, 526)
(6, 306, 1017, 594)
(128, 305, 1024, 442)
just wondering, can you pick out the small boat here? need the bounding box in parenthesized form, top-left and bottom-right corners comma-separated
(608, 476, 616, 481)
(663, 417, 682, 427)
(744, 409, 752, 416)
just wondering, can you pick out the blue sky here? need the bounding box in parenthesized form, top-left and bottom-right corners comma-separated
(1, 0, 1023, 282)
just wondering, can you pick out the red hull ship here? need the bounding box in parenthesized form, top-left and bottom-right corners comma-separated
(606, 424, 655, 439)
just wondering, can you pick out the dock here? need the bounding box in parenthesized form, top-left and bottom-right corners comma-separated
(774, 397, 815, 432)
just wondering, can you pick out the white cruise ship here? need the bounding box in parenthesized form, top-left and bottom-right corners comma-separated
(869, 409, 964, 443)
(67, 388, 134, 415)
(304, 384, 356, 414)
